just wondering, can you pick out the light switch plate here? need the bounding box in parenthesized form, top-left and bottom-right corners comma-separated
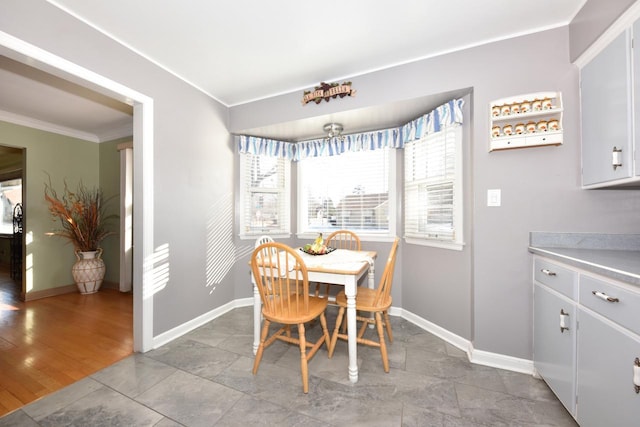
(487, 189, 501, 207)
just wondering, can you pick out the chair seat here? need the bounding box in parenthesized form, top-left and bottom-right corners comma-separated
(262, 295, 329, 324)
(335, 288, 392, 312)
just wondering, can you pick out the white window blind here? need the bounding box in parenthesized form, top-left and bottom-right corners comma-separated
(298, 147, 392, 235)
(239, 153, 290, 237)
(404, 125, 463, 247)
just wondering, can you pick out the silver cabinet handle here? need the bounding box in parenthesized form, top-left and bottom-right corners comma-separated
(612, 146, 623, 170)
(541, 268, 556, 276)
(634, 358, 640, 394)
(592, 290, 620, 303)
(559, 309, 569, 333)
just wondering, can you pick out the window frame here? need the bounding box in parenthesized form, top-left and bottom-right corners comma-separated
(403, 125, 464, 250)
(238, 152, 291, 239)
(296, 147, 397, 241)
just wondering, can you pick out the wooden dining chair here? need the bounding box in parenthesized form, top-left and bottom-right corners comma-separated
(328, 237, 399, 372)
(314, 230, 361, 299)
(251, 242, 331, 393)
(254, 235, 277, 261)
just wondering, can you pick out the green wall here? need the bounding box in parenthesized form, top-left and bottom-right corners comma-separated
(0, 121, 121, 293)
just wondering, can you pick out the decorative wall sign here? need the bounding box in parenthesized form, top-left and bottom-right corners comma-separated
(302, 81, 356, 105)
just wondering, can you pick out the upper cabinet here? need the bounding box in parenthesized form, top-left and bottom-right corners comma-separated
(580, 23, 640, 188)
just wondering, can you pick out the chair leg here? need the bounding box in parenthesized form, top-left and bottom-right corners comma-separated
(319, 312, 331, 351)
(383, 310, 393, 343)
(253, 319, 271, 374)
(357, 316, 369, 338)
(298, 323, 309, 393)
(323, 283, 331, 298)
(375, 312, 389, 373)
(328, 306, 346, 358)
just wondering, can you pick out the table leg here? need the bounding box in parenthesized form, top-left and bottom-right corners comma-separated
(368, 261, 376, 328)
(345, 276, 358, 383)
(252, 274, 260, 355)
(368, 261, 375, 290)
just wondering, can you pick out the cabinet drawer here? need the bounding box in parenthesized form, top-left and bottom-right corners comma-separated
(526, 132, 563, 148)
(579, 275, 640, 335)
(534, 258, 577, 298)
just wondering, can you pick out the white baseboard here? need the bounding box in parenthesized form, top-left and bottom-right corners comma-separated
(398, 307, 535, 376)
(399, 307, 470, 353)
(152, 297, 253, 349)
(151, 299, 535, 376)
(468, 344, 535, 375)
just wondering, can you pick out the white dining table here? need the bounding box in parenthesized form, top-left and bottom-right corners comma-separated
(251, 248, 377, 384)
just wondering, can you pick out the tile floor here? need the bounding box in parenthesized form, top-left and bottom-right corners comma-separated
(0, 306, 577, 426)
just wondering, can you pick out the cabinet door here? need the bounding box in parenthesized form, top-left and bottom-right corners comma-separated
(534, 284, 576, 416)
(577, 309, 640, 427)
(634, 20, 640, 177)
(581, 29, 633, 186)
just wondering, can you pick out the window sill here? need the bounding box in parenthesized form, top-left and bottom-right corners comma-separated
(404, 237, 465, 251)
(297, 232, 396, 243)
(239, 233, 291, 241)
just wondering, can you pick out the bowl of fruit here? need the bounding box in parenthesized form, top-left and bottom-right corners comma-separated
(300, 233, 336, 255)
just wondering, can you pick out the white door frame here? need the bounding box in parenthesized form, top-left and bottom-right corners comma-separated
(117, 143, 133, 293)
(0, 30, 155, 352)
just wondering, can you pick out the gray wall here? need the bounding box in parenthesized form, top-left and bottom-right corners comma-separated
(1, 0, 233, 336)
(230, 26, 640, 359)
(569, 0, 636, 61)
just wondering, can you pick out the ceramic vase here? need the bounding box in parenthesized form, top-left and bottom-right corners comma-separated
(72, 248, 106, 294)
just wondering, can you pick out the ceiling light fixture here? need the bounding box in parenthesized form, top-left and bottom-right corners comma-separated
(323, 123, 344, 141)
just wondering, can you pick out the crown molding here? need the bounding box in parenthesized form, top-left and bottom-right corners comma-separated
(0, 109, 100, 142)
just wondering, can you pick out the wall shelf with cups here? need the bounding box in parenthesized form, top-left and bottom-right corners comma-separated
(489, 91, 563, 152)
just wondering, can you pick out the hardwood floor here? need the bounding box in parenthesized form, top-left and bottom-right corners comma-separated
(0, 268, 133, 417)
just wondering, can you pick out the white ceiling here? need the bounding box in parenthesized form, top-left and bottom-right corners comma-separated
(1, 0, 587, 142)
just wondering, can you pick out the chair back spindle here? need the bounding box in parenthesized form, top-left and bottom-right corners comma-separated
(325, 230, 361, 251)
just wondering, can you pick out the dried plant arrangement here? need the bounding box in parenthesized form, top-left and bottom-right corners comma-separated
(44, 175, 117, 252)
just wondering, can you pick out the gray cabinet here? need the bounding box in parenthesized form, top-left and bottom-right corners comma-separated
(576, 274, 640, 427)
(533, 283, 576, 415)
(580, 29, 633, 187)
(533, 256, 640, 425)
(576, 309, 640, 427)
(533, 258, 578, 416)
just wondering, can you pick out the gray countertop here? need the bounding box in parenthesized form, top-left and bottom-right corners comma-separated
(528, 232, 640, 286)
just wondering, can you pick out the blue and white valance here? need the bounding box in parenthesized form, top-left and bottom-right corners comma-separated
(400, 98, 464, 144)
(238, 98, 464, 161)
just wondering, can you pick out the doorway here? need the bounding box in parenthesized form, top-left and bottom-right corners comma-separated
(0, 145, 24, 299)
(0, 32, 155, 352)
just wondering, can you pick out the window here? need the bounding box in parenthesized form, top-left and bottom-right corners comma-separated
(239, 153, 290, 237)
(0, 178, 22, 235)
(404, 124, 463, 249)
(298, 147, 394, 236)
